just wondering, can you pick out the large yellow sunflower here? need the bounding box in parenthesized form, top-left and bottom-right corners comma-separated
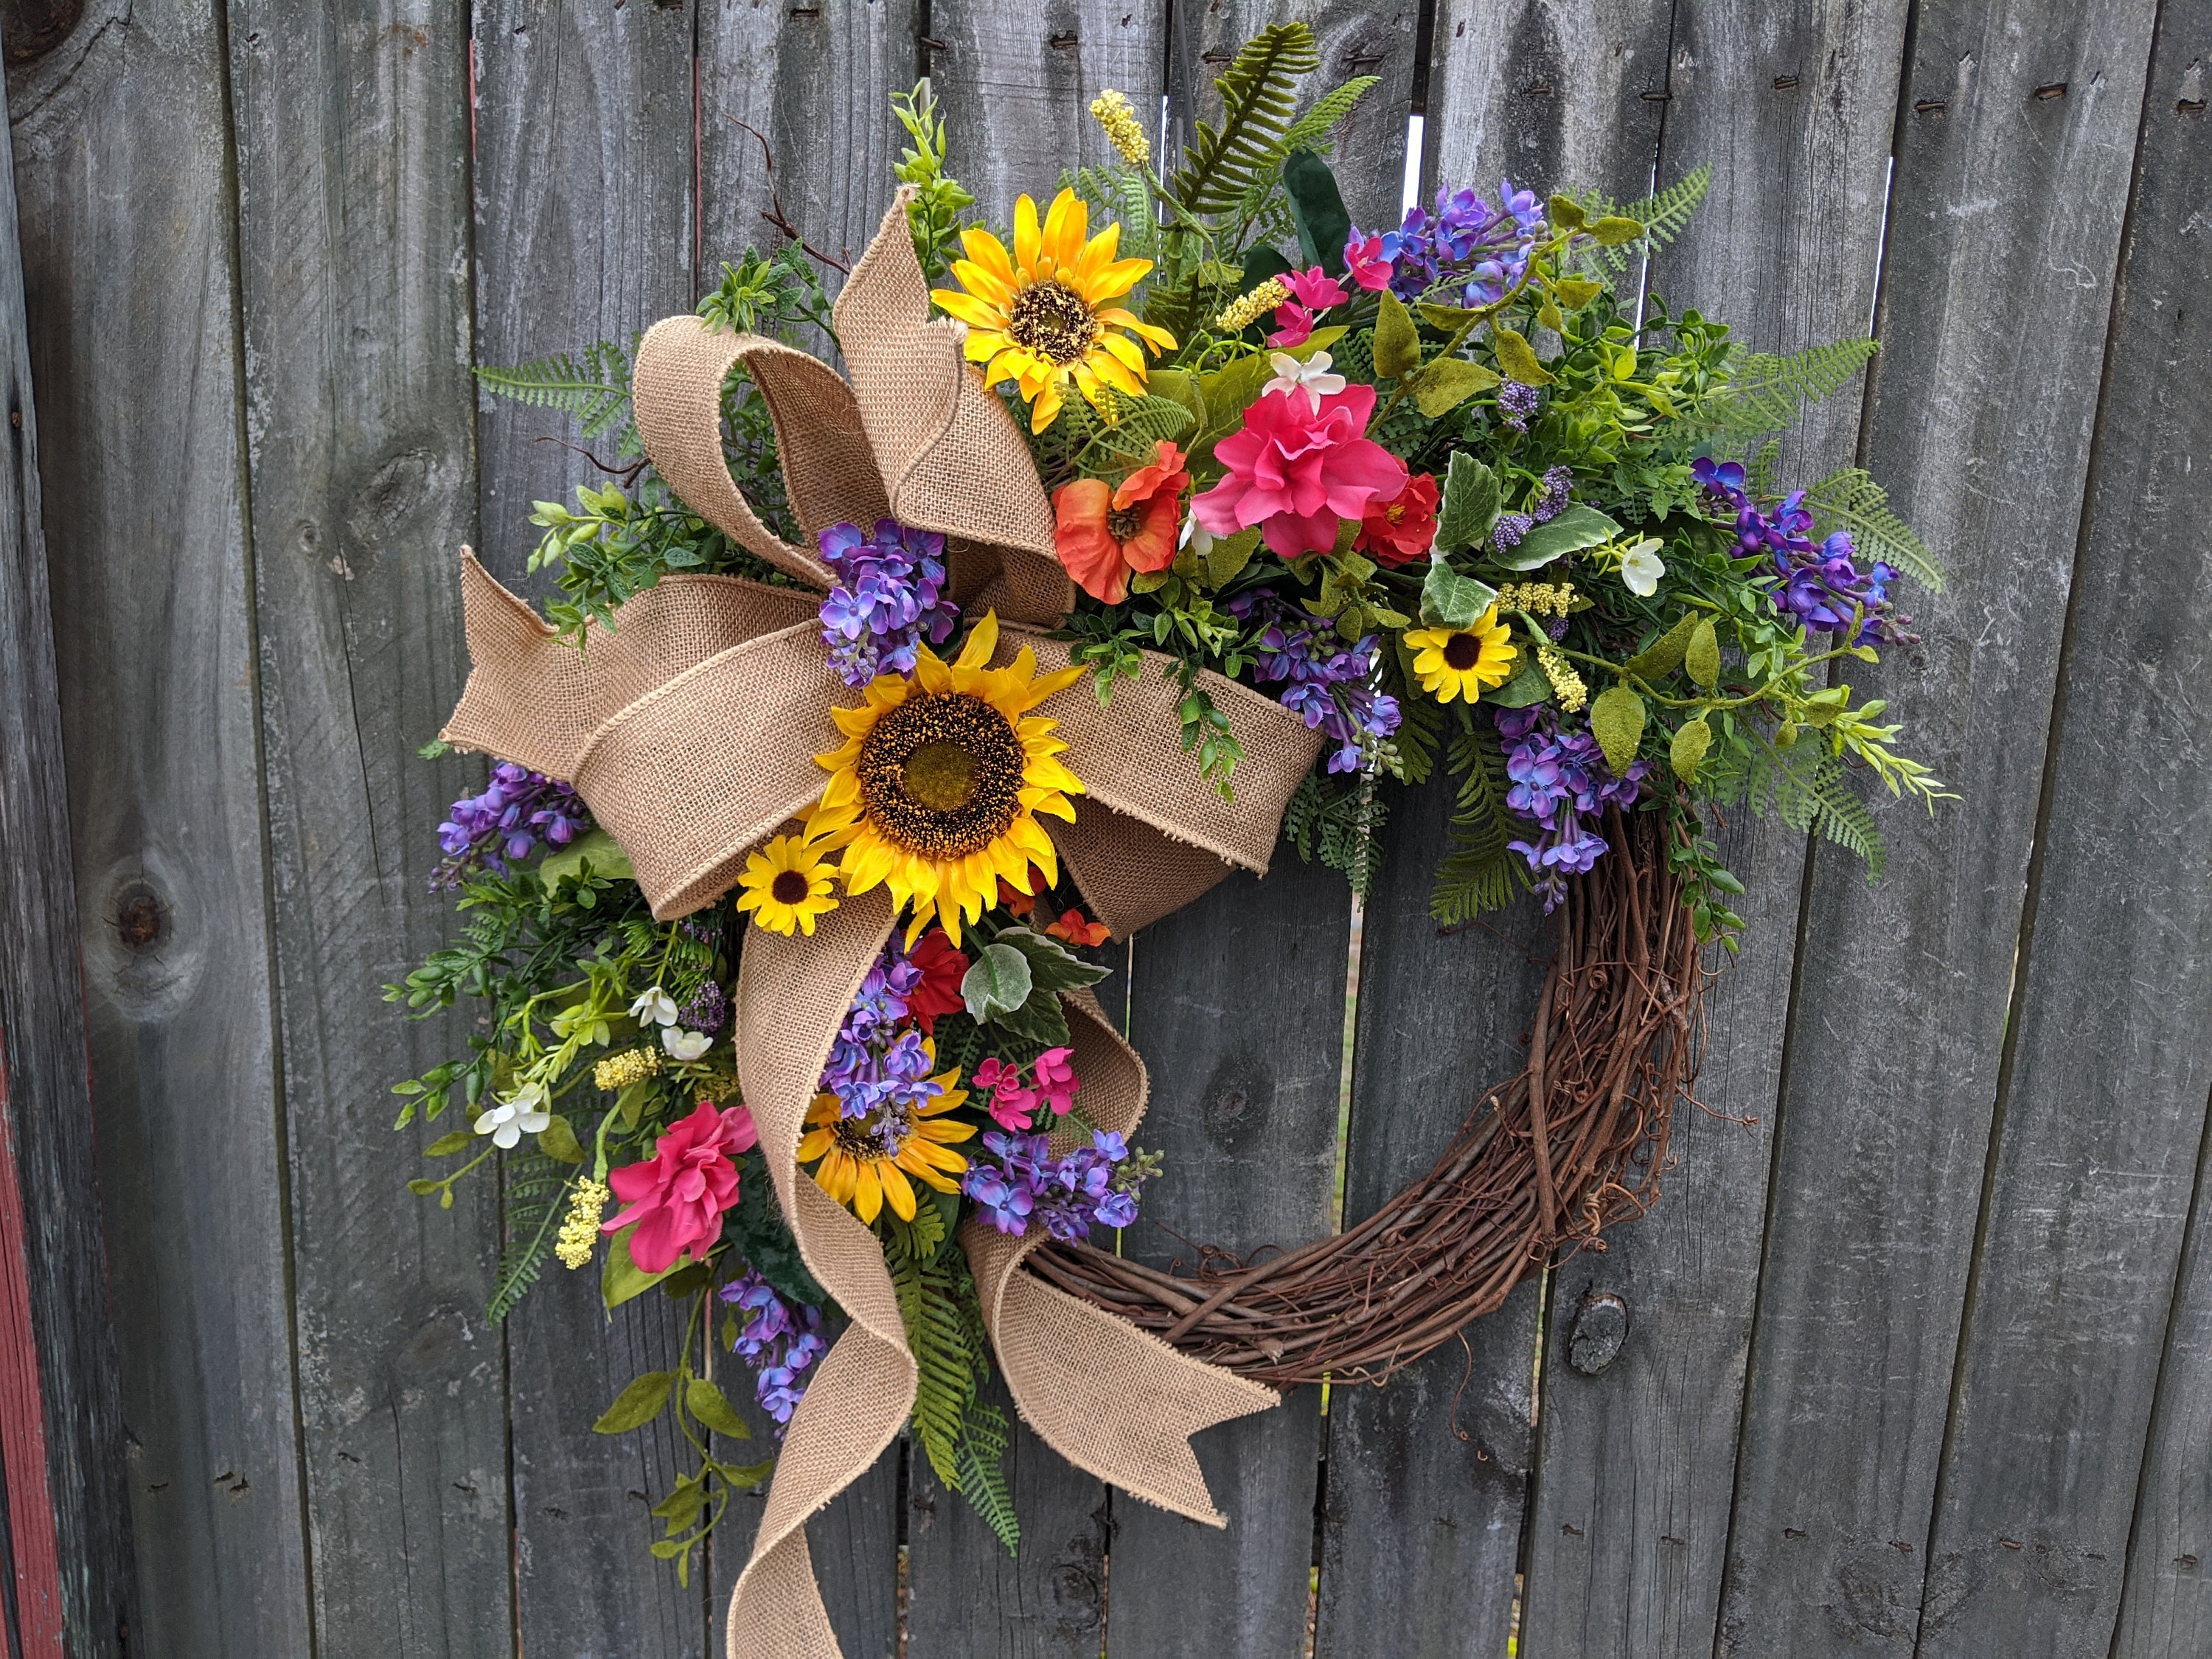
(798, 1068, 975, 1224)
(808, 613, 1085, 947)
(1406, 606, 1519, 703)
(931, 187, 1177, 434)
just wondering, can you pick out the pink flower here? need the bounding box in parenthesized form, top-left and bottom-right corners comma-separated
(973, 1057, 1040, 1131)
(1282, 266, 1350, 310)
(1033, 1047, 1079, 1116)
(1266, 302, 1315, 348)
(601, 1100, 759, 1274)
(1343, 233, 1395, 292)
(1192, 384, 1408, 558)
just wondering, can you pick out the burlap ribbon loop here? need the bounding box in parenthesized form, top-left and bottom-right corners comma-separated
(440, 192, 1324, 1659)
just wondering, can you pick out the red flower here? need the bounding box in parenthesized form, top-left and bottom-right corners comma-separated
(1354, 467, 1439, 567)
(1052, 441, 1191, 604)
(1192, 385, 1407, 558)
(601, 1101, 759, 1274)
(995, 877, 1037, 917)
(1045, 907, 1110, 947)
(907, 927, 970, 1036)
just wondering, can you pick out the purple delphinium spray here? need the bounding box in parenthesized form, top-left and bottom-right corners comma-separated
(818, 936, 940, 1129)
(1226, 590, 1401, 774)
(1691, 457, 1915, 646)
(431, 761, 590, 889)
(1348, 178, 1548, 307)
(817, 518, 961, 686)
(1496, 706, 1651, 911)
(717, 1270, 829, 1432)
(961, 1127, 1155, 1244)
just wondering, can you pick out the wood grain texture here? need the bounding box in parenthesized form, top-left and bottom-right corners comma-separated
(470, 4, 706, 1653)
(0, 49, 135, 1658)
(1922, 7, 2212, 1652)
(227, 5, 511, 1654)
(1711, 7, 2160, 1653)
(1106, 860, 1351, 1659)
(5, 4, 313, 1655)
(929, 0, 1166, 229)
(1312, 779, 1546, 1659)
(1518, 6, 1909, 1657)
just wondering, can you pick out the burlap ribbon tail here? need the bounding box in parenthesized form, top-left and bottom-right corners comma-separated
(439, 191, 1321, 1658)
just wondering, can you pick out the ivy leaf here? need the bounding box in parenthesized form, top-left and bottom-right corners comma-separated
(1591, 215, 1646, 246)
(1686, 617, 1722, 688)
(684, 1377, 752, 1439)
(1492, 503, 1620, 571)
(1489, 327, 1554, 386)
(1407, 355, 1500, 417)
(1623, 612, 1701, 680)
(540, 828, 633, 888)
(1421, 556, 1498, 630)
(538, 1116, 586, 1166)
(987, 989, 1074, 1051)
(1372, 291, 1422, 380)
(991, 927, 1111, 995)
(593, 1370, 674, 1434)
(962, 942, 1034, 1021)
(1670, 717, 1713, 783)
(1590, 685, 1648, 775)
(1436, 452, 1500, 553)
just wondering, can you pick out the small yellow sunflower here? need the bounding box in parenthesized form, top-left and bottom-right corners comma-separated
(1406, 606, 1519, 703)
(931, 187, 1177, 434)
(808, 612, 1085, 947)
(734, 832, 841, 936)
(798, 1068, 975, 1225)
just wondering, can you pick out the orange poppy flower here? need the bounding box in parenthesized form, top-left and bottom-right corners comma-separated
(1051, 441, 1191, 604)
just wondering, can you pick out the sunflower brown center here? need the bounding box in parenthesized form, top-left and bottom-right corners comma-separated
(1105, 504, 1146, 542)
(1442, 633, 1484, 670)
(831, 1118, 887, 1159)
(1006, 279, 1102, 365)
(858, 692, 1026, 860)
(770, 869, 810, 905)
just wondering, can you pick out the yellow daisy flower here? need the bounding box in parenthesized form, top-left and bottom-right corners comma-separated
(931, 187, 1177, 434)
(797, 1068, 975, 1225)
(734, 832, 841, 936)
(1406, 606, 1519, 703)
(807, 612, 1086, 947)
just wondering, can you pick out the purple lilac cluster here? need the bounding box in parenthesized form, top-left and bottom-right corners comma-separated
(818, 518, 960, 686)
(819, 939, 945, 1157)
(679, 979, 727, 1035)
(431, 761, 589, 889)
(962, 1128, 1151, 1243)
(1496, 380, 1541, 433)
(1225, 590, 1402, 774)
(1492, 464, 1575, 553)
(1347, 179, 1547, 307)
(1497, 706, 1652, 911)
(1691, 459, 1914, 646)
(717, 1270, 829, 1431)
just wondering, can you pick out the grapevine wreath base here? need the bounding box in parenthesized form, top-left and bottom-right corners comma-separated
(1033, 807, 1704, 1388)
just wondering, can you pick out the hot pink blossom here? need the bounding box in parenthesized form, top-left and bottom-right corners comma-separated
(1266, 302, 1316, 348)
(1192, 385, 1408, 557)
(1032, 1047, 1079, 1116)
(1343, 234, 1395, 292)
(602, 1100, 759, 1273)
(973, 1057, 1039, 1131)
(1282, 266, 1350, 310)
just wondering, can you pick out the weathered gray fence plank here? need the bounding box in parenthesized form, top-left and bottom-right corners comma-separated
(1711, 7, 2161, 1653)
(1107, 860, 1352, 1659)
(470, 7, 709, 1655)
(1919, 7, 2212, 1652)
(226, 7, 510, 1654)
(0, 48, 135, 1658)
(1312, 785, 1548, 1659)
(1519, 7, 1910, 1658)
(4, 5, 313, 1656)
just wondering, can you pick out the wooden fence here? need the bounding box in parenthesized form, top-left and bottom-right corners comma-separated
(1, 1, 2207, 1655)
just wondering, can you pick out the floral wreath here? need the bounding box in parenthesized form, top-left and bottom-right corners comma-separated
(389, 31, 1946, 1657)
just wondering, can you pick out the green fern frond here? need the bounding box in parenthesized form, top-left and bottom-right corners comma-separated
(1805, 467, 1944, 591)
(1429, 729, 1526, 925)
(1705, 741, 1888, 879)
(954, 1401, 1021, 1556)
(1570, 164, 1711, 274)
(488, 1153, 573, 1322)
(1284, 770, 1387, 900)
(1066, 164, 1159, 263)
(1700, 338, 1879, 439)
(1170, 23, 1321, 218)
(1227, 74, 1378, 228)
(476, 339, 636, 446)
(1746, 437, 1782, 500)
(892, 1248, 981, 1494)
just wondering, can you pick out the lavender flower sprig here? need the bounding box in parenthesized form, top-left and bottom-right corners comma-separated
(431, 761, 589, 889)
(817, 518, 960, 686)
(1227, 590, 1402, 775)
(1496, 706, 1650, 911)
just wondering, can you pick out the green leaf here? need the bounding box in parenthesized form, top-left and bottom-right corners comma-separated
(407, 1177, 445, 1197)
(1547, 194, 1587, 232)
(1590, 685, 1647, 776)
(991, 927, 1112, 996)
(1623, 612, 1701, 680)
(1685, 618, 1722, 688)
(1590, 215, 1645, 246)
(1421, 557, 1499, 631)
(1670, 717, 1713, 783)
(602, 1225, 678, 1310)
(540, 829, 633, 888)
(650, 1471, 705, 1527)
(961, 942, 1033, 1022)
(1435, 452, 1500, 553)
(1372, 290, 1421, 380)
(1203, 525, 1262, 588)
(1492, 503, 1620, 571)
(593, 1371, 674, 1434)
(1486, 658, 1553, 708)
(1407, 355, 1500, 417)
(1551, 276, 1601, 310)
(684, 1377, 753, 1439)
(1489, 327, 1553, 386)
(1416, 301, 1475, 331)
(538, 1115, 587, 1166)
(424, 1130, 476, 1158)
(1282, 149, 1351, 274)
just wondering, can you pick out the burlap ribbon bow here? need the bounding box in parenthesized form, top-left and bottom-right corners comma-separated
(441, 193, 1324, 1658)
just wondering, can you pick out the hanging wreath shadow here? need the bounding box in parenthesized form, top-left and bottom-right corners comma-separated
(1027, 806, 1707, 1388)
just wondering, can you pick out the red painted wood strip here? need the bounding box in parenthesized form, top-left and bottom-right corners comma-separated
(0, 1034, 66, 1659)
